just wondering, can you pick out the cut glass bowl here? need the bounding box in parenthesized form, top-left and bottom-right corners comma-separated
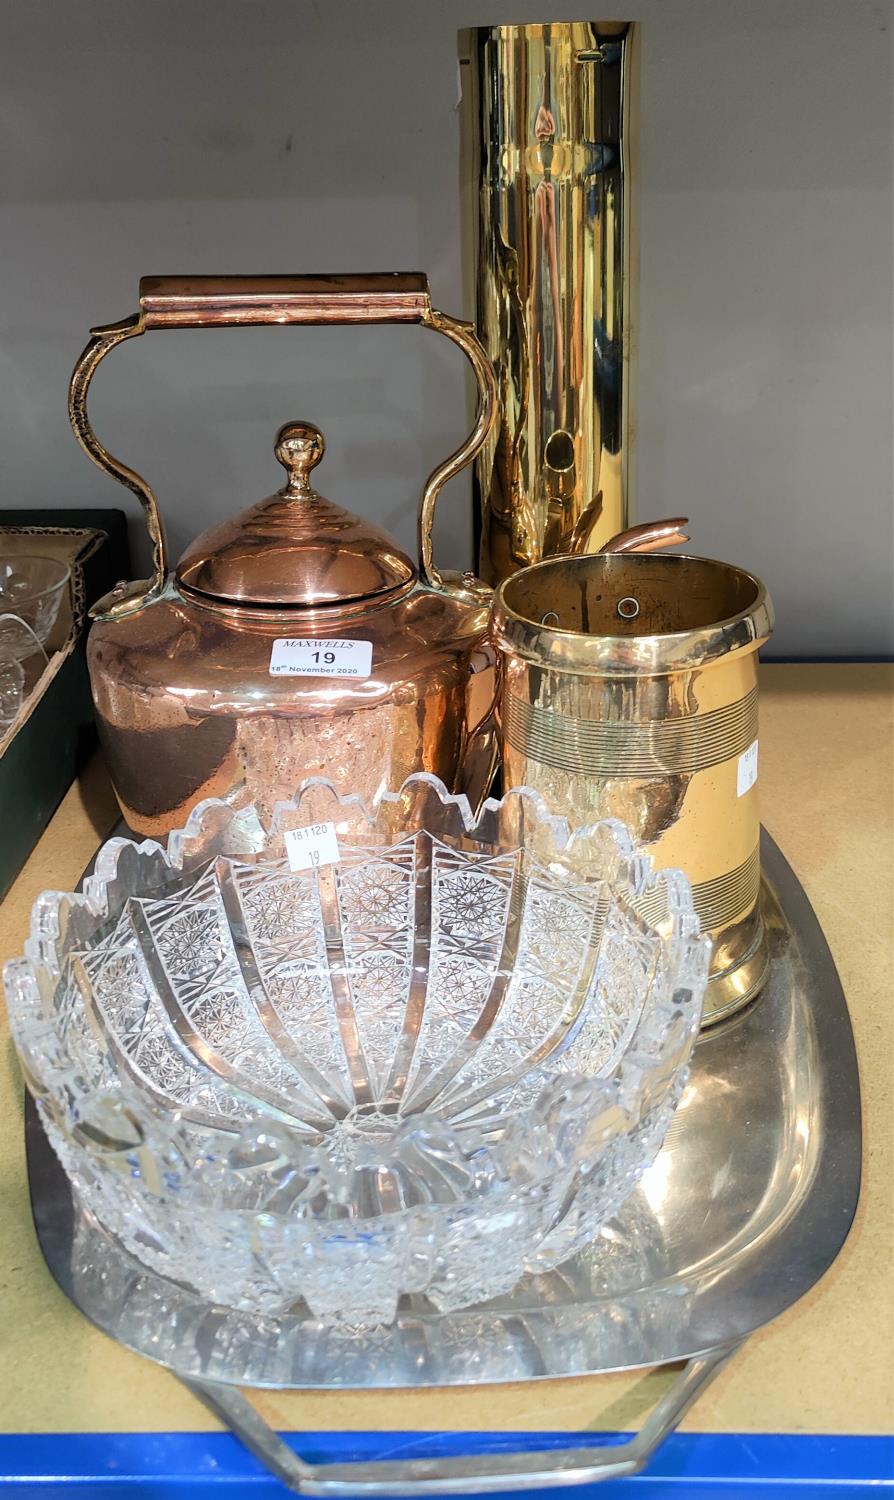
(4, 776, 709, 1325)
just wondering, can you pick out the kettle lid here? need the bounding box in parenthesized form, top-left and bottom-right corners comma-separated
(175, 421, 417, 608)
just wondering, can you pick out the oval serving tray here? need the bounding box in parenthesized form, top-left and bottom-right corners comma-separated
(24, 829, 861, 1493)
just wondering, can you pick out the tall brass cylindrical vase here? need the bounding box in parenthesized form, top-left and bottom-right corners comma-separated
(460, 22, 637, 585)
(492, 554, 774, 1025)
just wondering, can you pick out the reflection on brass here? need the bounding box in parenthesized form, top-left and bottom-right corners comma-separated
(460, 22, 638, 584)
(68, 275, 501, 838)
(492, 553, 775, 1025)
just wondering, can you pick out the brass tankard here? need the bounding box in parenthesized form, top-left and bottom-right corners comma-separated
(492, 551, 774, 1024)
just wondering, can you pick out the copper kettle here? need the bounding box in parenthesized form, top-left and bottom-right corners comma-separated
(69, 274, 500, 837)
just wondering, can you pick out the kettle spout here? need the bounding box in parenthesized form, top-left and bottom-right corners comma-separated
(563, 496, 690, 557)
(597, 518, 690, 555)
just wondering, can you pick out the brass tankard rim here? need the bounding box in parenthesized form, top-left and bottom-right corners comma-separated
(493, 552, 773, 678)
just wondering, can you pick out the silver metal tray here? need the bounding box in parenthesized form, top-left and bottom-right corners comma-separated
(24, 830, 861, 1493)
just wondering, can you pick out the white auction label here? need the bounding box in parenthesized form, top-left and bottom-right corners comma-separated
(737, 739, 759, 797)
(269, 638, 373, 679)
(284, 821, 341, 872)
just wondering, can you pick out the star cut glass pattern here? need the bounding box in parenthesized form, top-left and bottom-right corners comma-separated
(4, 774, 709, 1325)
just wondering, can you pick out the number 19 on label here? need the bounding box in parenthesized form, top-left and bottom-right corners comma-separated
(284, 821, 341, 872)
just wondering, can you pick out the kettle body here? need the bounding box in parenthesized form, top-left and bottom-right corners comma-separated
(87, 572, 495, 837)
(70, 275, 499, 836)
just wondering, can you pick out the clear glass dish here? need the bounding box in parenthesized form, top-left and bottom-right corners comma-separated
(0, 657, 24, 733)
(0, 555, 70, 658)
(4, 776, 709, 1325)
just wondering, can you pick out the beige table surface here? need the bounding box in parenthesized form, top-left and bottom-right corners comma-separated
(0, 663, 891, 1437)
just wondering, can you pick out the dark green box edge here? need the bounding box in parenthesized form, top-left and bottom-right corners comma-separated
(0, 509, 129, 901)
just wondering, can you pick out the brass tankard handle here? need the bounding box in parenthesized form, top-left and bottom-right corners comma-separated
(68, 275, 499, 615)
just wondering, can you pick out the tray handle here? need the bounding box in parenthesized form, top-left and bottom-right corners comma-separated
(184, 1340, 742, 1495)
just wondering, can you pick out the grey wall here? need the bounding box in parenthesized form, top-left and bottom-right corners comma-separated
(1, 0, 891, 656)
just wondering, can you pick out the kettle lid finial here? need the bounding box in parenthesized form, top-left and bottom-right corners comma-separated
(275, 421, 325, 494)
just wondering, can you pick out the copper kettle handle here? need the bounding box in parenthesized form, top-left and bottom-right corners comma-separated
(68, 275, 499, 616)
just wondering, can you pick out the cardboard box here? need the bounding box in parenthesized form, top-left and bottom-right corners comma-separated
(0, 510, 129, 897)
